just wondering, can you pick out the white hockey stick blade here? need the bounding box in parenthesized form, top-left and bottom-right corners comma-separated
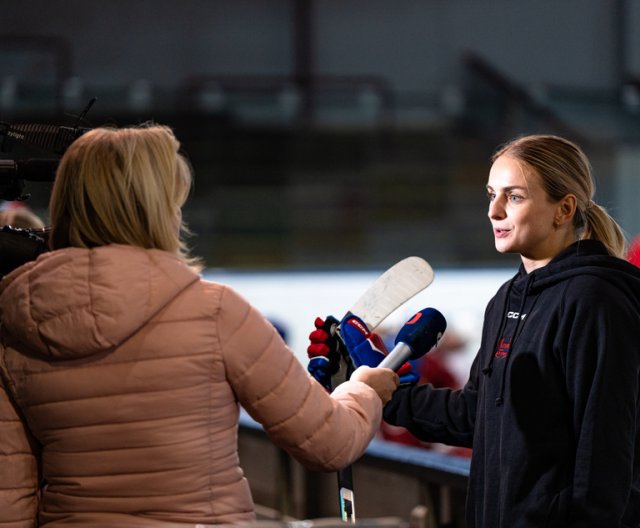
(348, 256, 434, 330)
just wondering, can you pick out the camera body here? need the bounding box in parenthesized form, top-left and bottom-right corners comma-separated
(0, 99, 95, 276)
(0, 124, 91, 201)
(0, 225, 49, 276)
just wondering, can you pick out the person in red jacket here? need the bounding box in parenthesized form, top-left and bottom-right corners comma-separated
(627, 235, 640, 267)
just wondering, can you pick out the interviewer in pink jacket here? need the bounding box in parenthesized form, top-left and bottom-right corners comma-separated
(0, 125, 399, 527)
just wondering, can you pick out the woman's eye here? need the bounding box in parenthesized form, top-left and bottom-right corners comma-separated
(486, 192, 495, 201)
(508, 194, 522, 202)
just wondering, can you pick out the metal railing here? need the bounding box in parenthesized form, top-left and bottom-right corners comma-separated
(238, 411, 470, 528)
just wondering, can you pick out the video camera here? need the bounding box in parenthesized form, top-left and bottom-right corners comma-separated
(0, 98, 95, 276)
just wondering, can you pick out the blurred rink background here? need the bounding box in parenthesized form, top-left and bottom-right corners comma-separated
(3, 3, 639, 377)
(205, 266, 512, 380)
(2, 2, 640, 524)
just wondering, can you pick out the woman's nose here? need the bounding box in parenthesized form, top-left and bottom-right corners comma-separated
(488, 197, 505, 220)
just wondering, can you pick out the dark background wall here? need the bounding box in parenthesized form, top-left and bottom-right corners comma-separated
(1, 1, 636, 92)
(1, 0, 639, 269)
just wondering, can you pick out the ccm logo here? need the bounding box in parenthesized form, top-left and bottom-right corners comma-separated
(507, 312, 527, 320)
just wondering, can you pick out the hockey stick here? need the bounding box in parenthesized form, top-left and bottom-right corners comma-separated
(327, 256, 435, 388)
(330, 256, 434, 523)
(347, 256, 435, 332)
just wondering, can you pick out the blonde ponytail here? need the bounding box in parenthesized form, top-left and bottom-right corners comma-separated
(581, 203, 626, 258)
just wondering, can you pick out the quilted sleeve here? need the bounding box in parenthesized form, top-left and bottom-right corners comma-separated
(0, 363, 39, 528)
(216, 286, 382, 472)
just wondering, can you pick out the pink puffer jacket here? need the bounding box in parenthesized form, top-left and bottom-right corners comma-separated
(0, 245, 382, 527)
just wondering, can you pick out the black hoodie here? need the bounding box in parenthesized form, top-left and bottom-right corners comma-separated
(384, 240, 640, 527)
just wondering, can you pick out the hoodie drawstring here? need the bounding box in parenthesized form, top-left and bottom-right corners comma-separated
(495, 272, 540, 406)
(481, 277, 516, 377)
(483, 272, 541, 407)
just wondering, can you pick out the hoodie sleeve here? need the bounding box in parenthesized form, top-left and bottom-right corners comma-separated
(216, 286, 383, 472)
(382, 292, 507, 447)
(557, 276, 640, 525)
(382, 355, 479, 447)
(0, 363, 39, 527)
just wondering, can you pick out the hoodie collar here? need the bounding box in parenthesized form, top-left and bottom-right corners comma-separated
(528, 240, 640, 301)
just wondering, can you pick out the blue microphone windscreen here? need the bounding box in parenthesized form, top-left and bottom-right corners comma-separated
(394, 308, 446, 359)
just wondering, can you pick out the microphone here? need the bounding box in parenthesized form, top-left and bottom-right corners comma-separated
(378, 308, 446, 371)
(2, 123, 91, 155)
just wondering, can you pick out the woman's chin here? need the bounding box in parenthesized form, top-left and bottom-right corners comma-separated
(494, 241, 511, 254)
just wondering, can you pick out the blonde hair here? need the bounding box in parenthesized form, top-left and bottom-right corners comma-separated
(49, 124, 201, 267)
(492, 134, 626, 258)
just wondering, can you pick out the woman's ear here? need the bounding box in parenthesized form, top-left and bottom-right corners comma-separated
(555, 194, 577, 226)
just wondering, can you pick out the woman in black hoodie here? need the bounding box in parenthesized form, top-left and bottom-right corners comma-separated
(383, 135, 640, 527)
(310, 134, 640, 527)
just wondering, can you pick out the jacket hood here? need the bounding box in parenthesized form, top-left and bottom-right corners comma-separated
(528, 240, 640, 307)
(0, 244, 200, 360)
